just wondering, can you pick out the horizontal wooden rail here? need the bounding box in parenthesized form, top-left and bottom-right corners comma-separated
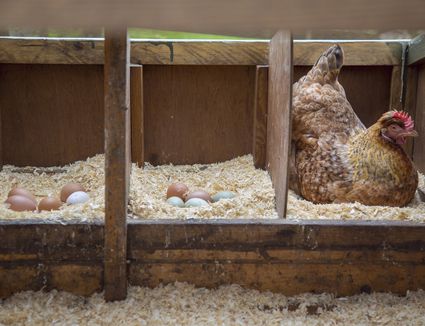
(0, 37, 403, 66)
(1, 218, 425, 298)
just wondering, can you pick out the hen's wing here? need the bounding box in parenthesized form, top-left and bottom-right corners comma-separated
(290, 44, 365, 200)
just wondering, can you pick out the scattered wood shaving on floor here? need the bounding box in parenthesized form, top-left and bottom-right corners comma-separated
(1, 283, 425, 325)
(0, 154, 424, 221)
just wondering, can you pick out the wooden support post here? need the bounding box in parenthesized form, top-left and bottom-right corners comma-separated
(390, 66, 403, 111)
(266, 31, 293, 218)
(104, 27, 130, 301)
(130, 65, 144, 167)
(253, 65, 268, 169)
(413, 64, 425, 173)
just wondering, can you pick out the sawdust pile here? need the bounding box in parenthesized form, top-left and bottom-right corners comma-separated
(286, 172, 425, 222)
(1, 283, 425, 325)
(129, 155, 277, 219)
(0, 155, 105, 221)
(0, 154, 424, 221)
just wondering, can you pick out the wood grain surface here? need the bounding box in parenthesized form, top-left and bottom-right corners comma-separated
(0, 38, 403, 66)
(143, 65, 255, 165)
(130, 65, 144, 167)
(104, 28, 130, 301)
(0, 64, 104, 166)
(413, 64, 425, 173)
(266, 31, 292, 218)
(253, 66, 268, 169)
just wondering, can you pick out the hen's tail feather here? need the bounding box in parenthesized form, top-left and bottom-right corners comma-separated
(312, 44, 344, 82)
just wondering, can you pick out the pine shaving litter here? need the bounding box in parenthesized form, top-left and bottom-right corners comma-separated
(1, 283, 425, 325)
(0, 154, 424, 221)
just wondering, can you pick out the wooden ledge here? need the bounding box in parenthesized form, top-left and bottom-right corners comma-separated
(0, 37, 404, 66)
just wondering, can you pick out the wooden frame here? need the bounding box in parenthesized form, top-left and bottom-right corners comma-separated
(104, 28, 130, 301)
(0, 34, 424, 301)
(406, 33, 425, 173)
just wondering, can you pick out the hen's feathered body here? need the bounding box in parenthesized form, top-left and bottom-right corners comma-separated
(290, 45, 418, 207)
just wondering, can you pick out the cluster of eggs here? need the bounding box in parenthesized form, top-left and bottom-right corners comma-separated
(166, 182, 236, 208)
(4, 183, 89, 212)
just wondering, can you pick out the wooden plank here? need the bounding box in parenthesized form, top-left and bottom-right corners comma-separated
(413, 64, 425, 173)
(0, 64, 104, 167)
(0, 263, 103, 299)
(130, 65, 144, 167)
(143, 65, 255, 165)
(404, 66, 418, 158)
(0, 38, 403, 66)
(129, 263, 425, 296)
(0, 0, 425, 37)
(390, 65, 403, 111)
(408, 34, 425, 65)
(127, 219, 425, 250)
(104, 28, 130, 301)
(0, 221, 104, 261)
(266, 31, 292, 218)
(253, 65, 268, 169)
(127, 219, 425, 296)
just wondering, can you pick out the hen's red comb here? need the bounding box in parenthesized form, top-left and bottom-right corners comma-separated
(393, 111, 414, 131)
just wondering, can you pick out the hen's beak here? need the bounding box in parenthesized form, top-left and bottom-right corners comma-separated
(401, 129, 418, 138)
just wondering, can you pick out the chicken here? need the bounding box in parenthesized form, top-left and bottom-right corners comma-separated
(290, 44, 418, 207)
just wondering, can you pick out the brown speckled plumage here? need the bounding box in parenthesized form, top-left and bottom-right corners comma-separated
(290, 45, 418, 207)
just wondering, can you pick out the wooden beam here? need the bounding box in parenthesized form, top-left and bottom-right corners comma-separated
(266, 31, 292, 218)
(413, 64, 425, 173)
(253, 65, 268, 169)
(408, 34, 425, 65)
(130, 65, 144, 167)
(389, 65, 403, 111)
(0, 0, 424, 37)
(104, 27, 130, 301)
(127, 219, 425, 296)
(0, 38, 403, 66)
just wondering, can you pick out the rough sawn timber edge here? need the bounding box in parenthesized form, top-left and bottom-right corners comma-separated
(0, 38, 403, 66)
(1, 219, 425, 298)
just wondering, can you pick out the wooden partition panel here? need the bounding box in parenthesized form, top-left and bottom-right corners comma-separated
(0, 64, 104, 167)
(143, 65, 256, 165)
(266, 31, 293, 218)
(413, 64, 425, 173)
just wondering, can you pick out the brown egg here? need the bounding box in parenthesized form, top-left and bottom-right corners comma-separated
(166, 183, 189, 200)
(185, 190, 212, 203)
(39, 197, 62, 211)
(5, 195, 37, 212)
(7, 187, 37, 204)
(60, 183, 85, 202)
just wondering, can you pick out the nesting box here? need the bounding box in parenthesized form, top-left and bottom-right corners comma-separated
(0, 31, 424, 300)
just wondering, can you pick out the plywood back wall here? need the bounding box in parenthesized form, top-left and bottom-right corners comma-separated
(0, 64, 104, 167)
(0, 64, 393, 167)
(143, 65, 256, 165)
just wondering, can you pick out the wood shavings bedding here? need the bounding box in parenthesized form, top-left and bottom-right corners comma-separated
(0, 155, 105, 221)
(1, 283, 425, 325)
(286, 173, 425, 222)
(0, 154, 423, 221)
(129, 155, 277, 219)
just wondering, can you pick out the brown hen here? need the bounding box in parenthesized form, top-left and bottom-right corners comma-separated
(290, 44, 418, 207)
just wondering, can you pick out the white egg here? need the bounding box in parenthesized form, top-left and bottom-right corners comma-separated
(211, 191, 236, 202)
(166, 196, 185, 207)
(185, 198, 209, 207)
(66, 191, 90, 205)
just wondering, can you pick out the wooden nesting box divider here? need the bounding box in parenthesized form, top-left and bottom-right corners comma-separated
(0, 33, 425, 300)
